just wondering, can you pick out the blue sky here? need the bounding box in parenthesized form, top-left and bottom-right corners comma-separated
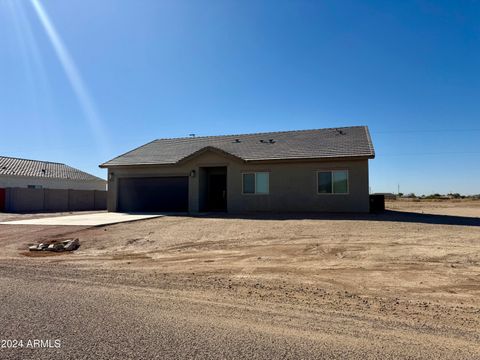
(0, 0, 479, 194)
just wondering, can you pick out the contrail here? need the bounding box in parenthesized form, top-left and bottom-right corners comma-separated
(30, 0, 110, 154)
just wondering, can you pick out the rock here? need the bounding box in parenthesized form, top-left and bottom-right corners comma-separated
(48, 243, 65, 252)
(28, 243, 49, 251)
(28, 239, 79, 252)
(63, 238, 80, 251)
(28, 244, 42, 251)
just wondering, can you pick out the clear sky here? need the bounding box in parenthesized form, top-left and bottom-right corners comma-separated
(0, 0, 479, 195)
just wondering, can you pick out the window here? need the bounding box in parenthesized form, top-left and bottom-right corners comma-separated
(332, 170, 348, 193)
(255, 173, 269, 194)
(317, 172, 332, 193)
(317, 170, 348, 194)
(243, 174, 255, 194)
(242, 172, 269, 194)
(27, 185, 42, 189)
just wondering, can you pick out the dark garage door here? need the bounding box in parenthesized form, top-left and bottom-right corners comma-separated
(118, 177, 188, 212)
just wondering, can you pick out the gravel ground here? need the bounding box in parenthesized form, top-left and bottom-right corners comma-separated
(0, 200, 479, 359)
(0, 261, 479, 360)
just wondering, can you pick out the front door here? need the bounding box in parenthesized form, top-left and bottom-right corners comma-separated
(206, 174, 227, 211)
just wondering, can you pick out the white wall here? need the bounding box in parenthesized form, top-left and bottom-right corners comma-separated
(0, 174, 106, 191)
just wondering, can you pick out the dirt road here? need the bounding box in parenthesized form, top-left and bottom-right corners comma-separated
(1, 261, 479, 360)
(0, 200, 479, 359)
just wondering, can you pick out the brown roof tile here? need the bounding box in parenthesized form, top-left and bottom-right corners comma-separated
(100, 126, 375, 167)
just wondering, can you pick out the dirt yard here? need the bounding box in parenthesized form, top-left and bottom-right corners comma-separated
(0, 200, 479, 359)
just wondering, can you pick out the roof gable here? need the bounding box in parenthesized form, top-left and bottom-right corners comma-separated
(100, 126, 375, 168)
(177, 146, 245, 164)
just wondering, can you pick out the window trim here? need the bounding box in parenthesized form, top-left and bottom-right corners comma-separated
(241, 172, 270, 195)
(316, 170, 349, 195)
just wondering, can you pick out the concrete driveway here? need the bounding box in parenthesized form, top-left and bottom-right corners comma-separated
(0, 212, 165, 226)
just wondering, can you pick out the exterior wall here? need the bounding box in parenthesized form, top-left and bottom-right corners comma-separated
(68, 190, 95, 211)
(44, 189, 69, 211)
(0, 174, 106, 191)
(107, 151, 370, 213)
(94, 191, 107, 210)
(7, 188, 45, 212)
(4, 188, 107, 213)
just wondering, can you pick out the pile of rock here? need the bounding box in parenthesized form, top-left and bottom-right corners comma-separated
(29, 239, 80, 252)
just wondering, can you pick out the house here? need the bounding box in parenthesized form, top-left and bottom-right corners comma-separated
(0, 156, 106, 191)
(100, 126, 375, 213)
(0, 156, 106, 212)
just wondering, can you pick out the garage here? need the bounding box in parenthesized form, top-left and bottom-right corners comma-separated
(117, 177, 188, 212)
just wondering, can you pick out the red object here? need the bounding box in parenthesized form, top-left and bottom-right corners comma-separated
(0, 188, 5, 212)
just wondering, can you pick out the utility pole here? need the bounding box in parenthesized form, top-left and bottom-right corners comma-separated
(397, 184, 400, 195)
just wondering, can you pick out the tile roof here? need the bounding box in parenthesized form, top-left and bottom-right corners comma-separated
(100, 126, 375, 167)
(0, 156, 105, 181)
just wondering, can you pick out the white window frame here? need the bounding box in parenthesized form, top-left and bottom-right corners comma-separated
(316, 170, 349, 195)
(241, 172, 270, 195)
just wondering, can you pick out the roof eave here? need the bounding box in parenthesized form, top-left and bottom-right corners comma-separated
(244, 155, 374, 164)
(100, 154, 374, 168)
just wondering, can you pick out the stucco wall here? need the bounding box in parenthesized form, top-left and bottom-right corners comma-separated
(44, 189, 69, 211)
(106, 151, 371, 213)
(4, 188, 107, 213)
(0, 174, 106, 191)
(7, 188, 45, 212)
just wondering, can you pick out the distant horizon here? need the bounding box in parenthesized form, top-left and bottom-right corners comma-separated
(1, 0, 478, 195)
(372, 191, 480, 197)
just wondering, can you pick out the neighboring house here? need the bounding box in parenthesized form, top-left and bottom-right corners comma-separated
(0, 156, 106, 191)
(0, 156, 107, 213)
(100, 126, 375, 213)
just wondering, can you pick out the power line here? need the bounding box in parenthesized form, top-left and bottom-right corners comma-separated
(378, 151, 480, 157)
(372, 129, 480, 134)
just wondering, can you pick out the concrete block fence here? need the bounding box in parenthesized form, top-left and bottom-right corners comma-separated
(1, 188, 106, 213)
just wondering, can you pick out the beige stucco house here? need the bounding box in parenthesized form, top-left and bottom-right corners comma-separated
(0, 156, 106, 191)
(0, 156, 107, 213)
(100, 126, 375, 213)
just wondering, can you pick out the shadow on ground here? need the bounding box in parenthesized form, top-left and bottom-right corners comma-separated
(191, 210, 480, 227)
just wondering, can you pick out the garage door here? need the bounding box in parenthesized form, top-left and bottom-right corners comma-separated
(118, 177, 188, 212)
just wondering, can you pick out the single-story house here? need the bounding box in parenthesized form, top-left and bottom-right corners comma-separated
(0, 156, 107, 213)
(0, 156, 106, 191)
(100, 126, 375, 213)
